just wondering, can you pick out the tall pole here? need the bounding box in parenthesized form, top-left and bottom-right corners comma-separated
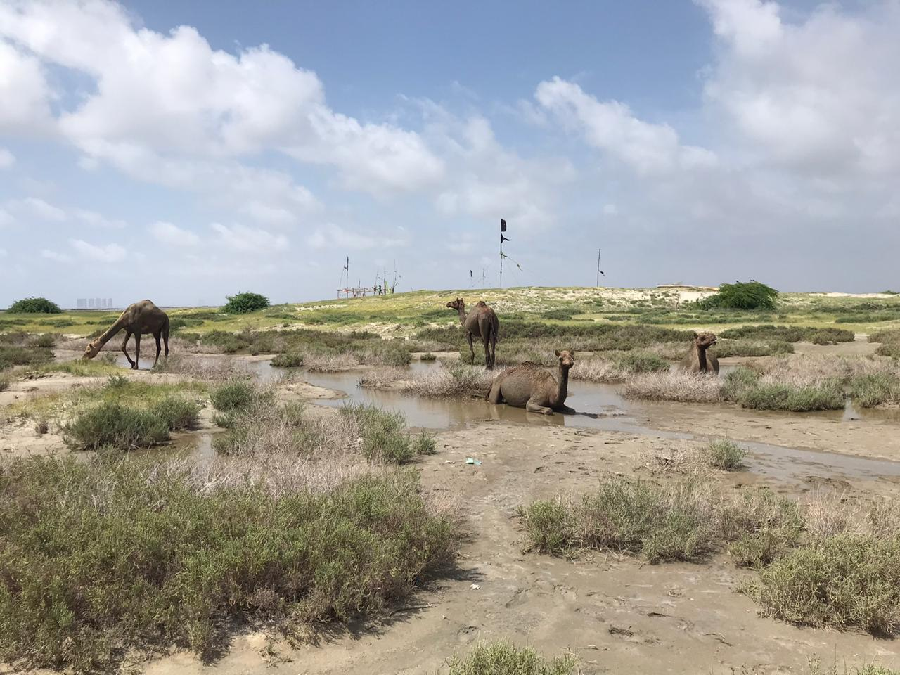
(499, 218, 507, 289)
(596, 249, 601, 288)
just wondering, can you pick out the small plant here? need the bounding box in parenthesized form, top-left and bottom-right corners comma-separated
(149, 396, 200, 431)
(271, 352, 304, 368)
(222, 291, 270, 314)
(754, 535, 900, 635)
(412, 431, 437, 456)
(703, 439, 746, 470)
(7, 297, 62, 314)
(419, 352, 437, 362)
(340, 404, 420, 464)
(210, 380, 261, 413)
(63, 402, 169, 450)
(615, 351, 669, 374)
(34, 419, 49, 435)
(447, 641, 578, 675)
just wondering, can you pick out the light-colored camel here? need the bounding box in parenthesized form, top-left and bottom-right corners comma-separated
(486, 349, 575, 415)
(82, 300, 170, 370)
(446, 297, 500, 370)
(680, 332, 719, 374)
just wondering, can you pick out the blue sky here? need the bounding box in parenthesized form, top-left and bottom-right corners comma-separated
(1, 0, 898, 307)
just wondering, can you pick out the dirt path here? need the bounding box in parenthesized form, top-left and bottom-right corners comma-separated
(142, 422, 900, 675)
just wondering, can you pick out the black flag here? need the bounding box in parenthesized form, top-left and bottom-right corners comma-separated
(343, 256, 349, 271)
(500, 218, 507, 232)
(501, 233, 510, 243)
(469, 270, 473, 278)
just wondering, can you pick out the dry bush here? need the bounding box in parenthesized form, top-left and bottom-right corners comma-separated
(361, 362, 495, 398)
(155, 354, 251, 380)
(624, 371, 723, 403)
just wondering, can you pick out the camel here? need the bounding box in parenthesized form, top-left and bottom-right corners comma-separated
(680, 332, 719, 374)
(82, 300, 170, 370)
(486, 349, 575, 415)
(446, 297, 500, 369)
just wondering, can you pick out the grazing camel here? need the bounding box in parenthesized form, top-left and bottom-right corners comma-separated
(83, 300, 170, 370)
(486, 349, 575, 415)
(680, 332, 719, 374)
(446, 297, 500, 369)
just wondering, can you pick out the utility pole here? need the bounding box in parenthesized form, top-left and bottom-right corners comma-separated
(499, 218, 508, 288)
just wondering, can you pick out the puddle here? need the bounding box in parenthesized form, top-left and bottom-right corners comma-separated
(255, 360, 900, 484)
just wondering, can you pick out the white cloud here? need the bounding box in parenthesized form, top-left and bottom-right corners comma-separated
(536, 77, 717, 175)
(41, 249, 73, 263)
(0, 148, 14, 169)
(0, 41, 54, 133)
(6, 197, 67, 221)
(210, 223, 289, 254)
(0, 0, 443, 196)
(0, 248, 7, 257)
(307, 223, 407, 250)
(0, 209, 12, 227)
(602, 204, 619, 216)
(698, 0, 900, 176)
(72, 208, 126, 229)
(150, 221, 200, 246)
(69, 238, 126, 262)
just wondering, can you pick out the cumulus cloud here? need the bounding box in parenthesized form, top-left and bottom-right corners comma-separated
(41, 249, 73, 263)
(0, 0, 443, 196)
(69, 238, 126, 262)
(307, 223, 407, 250)
(6, 197, 67, 221)
(72, 208, 126, 229)
(211, 223, 289, 254)
(150, 221, 200, 246)
(0, 41, 54, 133)
(0, 148, 14, 168)
(536, 77, 717, 174)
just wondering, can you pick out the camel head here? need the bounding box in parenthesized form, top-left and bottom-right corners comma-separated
(693, 332, 717, 350)
(446, 297, 465, 311)
(82, 340, 102, 360)
(554, 349, 576, 370)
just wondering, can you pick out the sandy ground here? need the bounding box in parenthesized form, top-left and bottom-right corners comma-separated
(3, 355, 900, 674)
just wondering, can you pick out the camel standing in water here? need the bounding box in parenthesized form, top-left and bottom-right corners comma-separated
(446, 297, 500, 369)
(83, 300, 170, 369)
(680, 332, 719, 374)
(487, 349, 575, 415)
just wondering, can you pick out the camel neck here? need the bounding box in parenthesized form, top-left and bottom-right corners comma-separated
(456, 306, 467, 325)
(556, 364, 570, 405)
(97, 315, 126, 346)
(696, 345, 708, 372)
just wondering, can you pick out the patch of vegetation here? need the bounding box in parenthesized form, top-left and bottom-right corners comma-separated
(222, 291, 270, 314)
(210, 379, 262, 413)
(339, 404, 434, 464)
(149, 396, 201, 431)
(7, 297, 62, 314)
(614, 351, 669, 374)
(848, 373, 900, 408)
(271, 352, 304, 367)
(0, 333, 54, 371)
(446, 641, 577, 675)
(541, 309, 574, 321)
(703, 439, 746, 470)
(522, 481, 803, 567)
(754, 536, 900, 635)
(712, 339, 794, 358)
(0, 456, 456, 671)
(699, 281, 779, 310)
(721, 325, 854, 344)
(63, 401, 170, 451)
(870, 329, 900, 358)
(722, 367, 845, 412)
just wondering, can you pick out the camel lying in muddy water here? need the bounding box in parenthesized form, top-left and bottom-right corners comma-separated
(486, 349, 575, 414)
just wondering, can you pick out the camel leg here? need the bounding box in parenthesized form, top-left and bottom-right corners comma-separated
(487, 379, 503, 404)
(467, 333, 475, 365)
(121, 331, 135, 369)
(133, 333, 141, 370)
(526, 399, 554, 415)
(163, 325, 170, 358)
(483, 337, 492, 371)
(557, 404, 576, 414)
(153, 333, 162, 367)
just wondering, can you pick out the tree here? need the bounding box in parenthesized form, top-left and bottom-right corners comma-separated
(700, 281, 779, 310)
(222, 291, 270, 314)
(7, 297, 62, 314)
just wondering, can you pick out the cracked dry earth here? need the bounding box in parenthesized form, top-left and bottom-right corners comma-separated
(143, 420, 900, 675)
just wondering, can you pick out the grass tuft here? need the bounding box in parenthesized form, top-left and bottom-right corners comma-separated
(703, 439, 746, 470)
(63, 402, 170, 451)
(446, 641, 578, 675)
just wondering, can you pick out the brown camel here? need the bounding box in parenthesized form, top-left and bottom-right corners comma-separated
(486, 349, 575, 415)
(680, 332, 719, 374)
(82, 300, 170, 370)
(446, 297, 500, 369)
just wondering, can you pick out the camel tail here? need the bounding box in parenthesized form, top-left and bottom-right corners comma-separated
(162, 315, 170, 341)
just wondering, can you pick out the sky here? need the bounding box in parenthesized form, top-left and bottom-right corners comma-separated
(1, 0, 898, 308)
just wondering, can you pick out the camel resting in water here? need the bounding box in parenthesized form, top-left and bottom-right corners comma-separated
(680, 332, 719, 375)
(83, 300, 170, 370)
(446, 297, 500, 369)
(487, 350, 575, 415)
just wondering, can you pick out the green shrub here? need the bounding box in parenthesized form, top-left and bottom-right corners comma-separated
(849, 373, 900, 408)
(420, 352, 437, 362)
(271, 352, 305, 368)
(149, 396, 200, 431)
(541, 309, 574, 321)
(63, 402, 169, 450)
(340, 404, 426, 464)
(210, 380, 260, 413)
(725, 490, 804, 568)
(0, 374, 9, 392)
(699, 281, 779, 310)
(712, 340, 794, 358)
(754, 536, 900, 635)
(615, 351, 669, 374)
(721, 325, 854, 344)
(0, 342, 53, 371)
(0, 457, 457, 670)
(722, 368, 845, 411)
(447, 641, 578, 675)
(7, 297, 62, 314)
(222, 291, 270, 314)
(704, 439, 746, 470)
